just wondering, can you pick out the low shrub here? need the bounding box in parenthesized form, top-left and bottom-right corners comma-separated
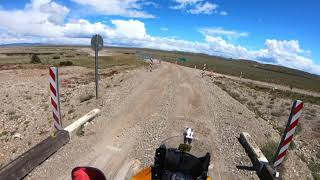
(60, 61, 73, 66)
(261, 140, 279, 161)
(30, 54, 41, 64)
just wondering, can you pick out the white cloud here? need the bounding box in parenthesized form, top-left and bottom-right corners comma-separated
(111, 19, 147, 39)
(71, 0, 155, 18)
(0, 0, 69, 37)
(220, 11, 227, 16)
(260, 39, 319, 73)
(170, 0, 203, 9)
(188, 2, 217, 14)
(264, 39, 302, 54)
(200, 27, 248, 39)
(171, 0, 224, 15)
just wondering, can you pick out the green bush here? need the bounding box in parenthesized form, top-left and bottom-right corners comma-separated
(261, 140, 279, 161)
(30, 54, 41, 64)
(60, 61, 73, 66)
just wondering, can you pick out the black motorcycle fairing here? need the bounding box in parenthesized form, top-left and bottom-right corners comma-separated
(152, 144, 210, 180)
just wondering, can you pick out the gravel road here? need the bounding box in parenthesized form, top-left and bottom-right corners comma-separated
(26, 62, 284, 180)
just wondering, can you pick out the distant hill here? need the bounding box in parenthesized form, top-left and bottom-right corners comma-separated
(0, 43, 46, 47)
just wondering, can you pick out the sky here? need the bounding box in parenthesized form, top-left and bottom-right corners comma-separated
(0, 0, 320, 75)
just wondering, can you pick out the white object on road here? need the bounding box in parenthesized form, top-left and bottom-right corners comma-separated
(13, 133, 22, 139)
(64, 109, 101, 133)
(185, 128, 194, 139)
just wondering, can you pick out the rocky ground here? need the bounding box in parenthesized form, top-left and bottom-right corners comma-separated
(0, 62, 318, 180)
(0, 64, 129, 169)
(211, 74, 319, 180)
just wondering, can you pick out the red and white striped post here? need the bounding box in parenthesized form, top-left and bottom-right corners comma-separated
(273, 100, 303, 168)
(49, 67, 62, 130)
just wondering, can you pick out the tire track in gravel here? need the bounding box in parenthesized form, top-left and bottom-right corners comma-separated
(170, 65, 229, 180)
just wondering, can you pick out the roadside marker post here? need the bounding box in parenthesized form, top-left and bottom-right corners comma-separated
(49, 67, 62, 130)
(273, 100, 303, 168)
(149, 59, 153, 72)
(91, 34, 104, 99)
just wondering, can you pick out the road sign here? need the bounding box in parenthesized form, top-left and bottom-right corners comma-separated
(91, 34, 103, 51)
(91, 34, 104, 99)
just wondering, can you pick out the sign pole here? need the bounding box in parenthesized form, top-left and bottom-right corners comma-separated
(91, 34, 103, 99)
(95, 34, 99, 99)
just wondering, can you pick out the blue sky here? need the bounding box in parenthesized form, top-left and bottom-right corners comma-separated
(0, 0, 320, 74)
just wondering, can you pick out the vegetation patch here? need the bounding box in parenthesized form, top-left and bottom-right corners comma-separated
(261, 140, 279, 161)
(52, 55, 60, 59)
(0, 130, 9, 137)
(308, 161, 320, 180)
(245, 83, 320, 106)
(59, 61, 73, 66)
(30, 54, 41, 64)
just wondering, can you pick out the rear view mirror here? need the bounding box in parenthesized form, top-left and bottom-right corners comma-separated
(72, 166, 106, 180)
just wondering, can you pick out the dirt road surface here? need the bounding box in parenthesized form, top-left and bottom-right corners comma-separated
(26, 62, 287, 180)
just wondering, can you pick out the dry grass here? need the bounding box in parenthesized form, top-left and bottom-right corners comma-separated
(261, 140, 278, 161)
(308, 161, 320, 180)
(0, 47, 147, 72)
(245, 83, 320, 106)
